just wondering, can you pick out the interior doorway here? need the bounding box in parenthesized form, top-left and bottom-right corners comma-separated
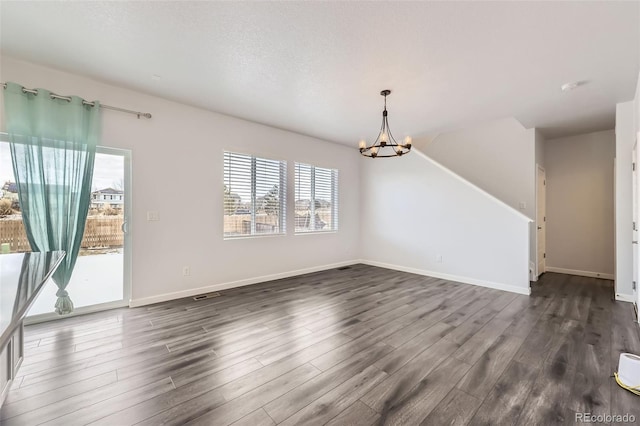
(536, 165, 546, 278)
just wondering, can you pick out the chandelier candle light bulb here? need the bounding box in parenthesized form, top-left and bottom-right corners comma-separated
(358, 90, 412, 158)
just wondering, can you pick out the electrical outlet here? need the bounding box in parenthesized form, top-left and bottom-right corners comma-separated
(436, 255, 443, 263)
(519, 202, 526, 210)
(147, 211, 160, 221)
(182, 266, 191, 276)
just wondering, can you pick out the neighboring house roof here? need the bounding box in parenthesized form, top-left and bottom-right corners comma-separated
(93, 187, 124, 195)
(2, 182, 17, 193)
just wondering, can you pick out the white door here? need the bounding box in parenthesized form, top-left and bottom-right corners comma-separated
(537, 166, 546, 277)
(634, 140, 639, 313)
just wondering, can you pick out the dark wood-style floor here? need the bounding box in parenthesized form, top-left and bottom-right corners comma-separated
(1, 264, 639, 425)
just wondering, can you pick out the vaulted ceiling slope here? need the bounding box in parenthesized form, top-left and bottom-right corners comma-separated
(1, 1, 638, 144)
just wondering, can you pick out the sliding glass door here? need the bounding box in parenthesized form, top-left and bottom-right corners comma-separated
(0, 140, 131, 320)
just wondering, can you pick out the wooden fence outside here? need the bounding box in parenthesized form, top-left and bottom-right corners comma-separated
(0, 216, 124, 253)
(2, 210, 335, 252)
(223, 211, 333, 235)
(223, 214, 279, 235)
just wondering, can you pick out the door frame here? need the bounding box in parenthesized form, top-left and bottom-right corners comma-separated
(99, 145, 132, 308)
(25, 146, 132, 324)
(634, 137, 639, 320)
(536, 164, 546, 278)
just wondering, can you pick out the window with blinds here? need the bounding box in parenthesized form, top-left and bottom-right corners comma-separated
(294, 162, 338, 233)
(223, 151, 286, 238)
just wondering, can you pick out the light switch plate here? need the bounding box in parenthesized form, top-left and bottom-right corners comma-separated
(147, 211, 159, 221)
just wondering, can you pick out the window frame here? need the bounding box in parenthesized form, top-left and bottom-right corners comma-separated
(294, 162, 339, 234)
(223, 150, 287, 239)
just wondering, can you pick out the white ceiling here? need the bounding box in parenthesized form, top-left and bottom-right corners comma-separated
(1, 1, 639, 144)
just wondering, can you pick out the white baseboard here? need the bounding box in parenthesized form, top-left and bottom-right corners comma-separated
(131, 258, 533, 307)
(359, 259, 531, 296)
(129, 260, 360, 307)
(615, 293, 636, 303)
(545, 266, 614, 280)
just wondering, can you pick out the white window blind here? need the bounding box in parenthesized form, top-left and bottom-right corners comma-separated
(295, 162, 338, 233)
(224, 151, 286, 238)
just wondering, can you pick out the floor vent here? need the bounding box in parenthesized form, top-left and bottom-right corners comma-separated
(337, 266, 352, 271)
(193, 292, 221, 301)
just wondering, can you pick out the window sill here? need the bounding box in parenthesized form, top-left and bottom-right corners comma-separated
(223, 232, 286, 241)
(294, 230, 338, 236)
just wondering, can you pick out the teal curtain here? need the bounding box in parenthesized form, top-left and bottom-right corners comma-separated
(3, 82, 100, 315)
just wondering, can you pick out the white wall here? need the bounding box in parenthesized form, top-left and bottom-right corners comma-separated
(0, 56, 361, 305)
(424, 117, 535, 219)
(534, 129, 546, 279)
(636, 70, 640, 133)
(636, 72, 640, 308)
(535, 129, 546, 169)
(545, 130, 615, 279)
(422, 117, 538, 277)
(616, 101, 635, 300)
(360, 149, 531, 295)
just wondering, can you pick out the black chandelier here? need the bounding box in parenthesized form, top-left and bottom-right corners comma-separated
(358, 90, 412, 158)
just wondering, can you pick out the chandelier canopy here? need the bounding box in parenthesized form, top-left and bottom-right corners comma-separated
(358, 90, 412, 158)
